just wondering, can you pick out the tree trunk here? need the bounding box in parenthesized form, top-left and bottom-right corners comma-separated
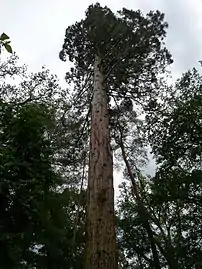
(119, 129, 161, 269)
(85, 55, 117, 269)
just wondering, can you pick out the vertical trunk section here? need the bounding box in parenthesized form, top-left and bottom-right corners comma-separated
(85, 55, 117, 269)
(118, 128, 161, 269)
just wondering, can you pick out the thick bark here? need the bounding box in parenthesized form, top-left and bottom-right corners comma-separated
(85, 55, 117, 269)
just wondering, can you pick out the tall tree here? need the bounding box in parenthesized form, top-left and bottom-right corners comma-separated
(60, 3, 172, 268)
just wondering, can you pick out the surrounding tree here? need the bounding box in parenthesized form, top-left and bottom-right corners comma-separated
(116, 67, 202, 268)
(147, 68, 202, 171)
(0, 55, 86, 268)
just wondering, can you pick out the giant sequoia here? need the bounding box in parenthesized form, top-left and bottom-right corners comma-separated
(60, 3, 172, 268)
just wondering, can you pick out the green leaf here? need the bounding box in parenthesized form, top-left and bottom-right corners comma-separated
(0, 32, 10, 41)
(4, 43, 12, 53)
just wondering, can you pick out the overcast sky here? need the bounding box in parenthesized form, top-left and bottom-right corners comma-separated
(1, 0, 202, 193)
(1, 0, 202, 83)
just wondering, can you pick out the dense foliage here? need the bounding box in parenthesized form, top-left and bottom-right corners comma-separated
(0, 55, 86, 268)
(116, 68, 202, 268)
